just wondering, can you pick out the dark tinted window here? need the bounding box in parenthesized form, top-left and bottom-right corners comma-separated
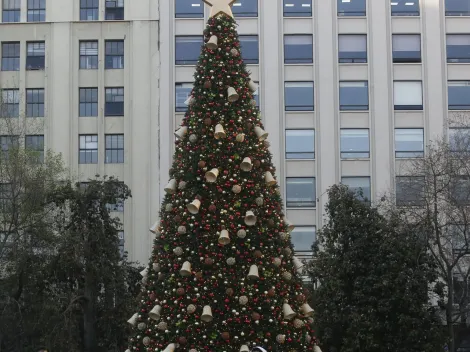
(285, 82, 314, 111)
(391, 0, 420, 16)
(239, 35, 259, 64)
(232, 0, 258, 17)
(448, 81, 470, 110)
(446, 0, 470, 16)
(284, 35, 313, 64)
(283, 0, 312, 17)
(338, 0, 366, 16)
(175, 36, 203, 65)
(339, 81, 369, 110)
(175, 0, 203, 18)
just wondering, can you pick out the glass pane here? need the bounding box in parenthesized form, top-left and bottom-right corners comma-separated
(232, 0, 258, 17)
(239, 36, 259, 64)
(339, 81, 369, 110)
(283, 0, 312, 17)
(175, 36, 203, 65)
(446, 0, 470, 16)
(175, 0, 203, 18)
(342, 177, 371, 201)
(395, 129, 424, 157)
(286, 178, 316, 207)
(391, 0, 420, 15)
(448, 81, 470, 109)
(450, 128, 470, 151)
(286, 130, 315, 159)
(447, 35, 470, 62)
(396, 176, 425, 206)
(285, 82, 314, 111)
(340, 129, 370, 158)
(394, 81, 423, 108)
(291, 226, 316, 252)
(284, 35, 313, 63)
(175, 83, 193, 112)
(338, 0, 366, 16)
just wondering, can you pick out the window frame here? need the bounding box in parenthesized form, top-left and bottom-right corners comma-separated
(392, 34, 422, 63)
(341, 176, 371, 202)
(27, 0, 46, 22)
(105, 134, 124, 164)
(337, 0, 366, 17)
(1, 89, 19, 118)
(232, 0, 258, 17)
(175, 82, 193, 112)
(80, 0, 99, 21)
(390, 0, 420, 16)
(285, 129, 315, 160)
(283, 0, 312, 17)
(105, 40, 124, 69)
(25, 135, 44, 163)
(446, 34, 470, 63)
(338, 34, 368, 63)
(26, 41, 45, 70)
(0, 135, 19, 160)
(2, 0, 21, 22)
(339, 81, 369, 111)
(105, 87, 124, 116)
(445, 0, 470, 16)
(284, 34, 314, 64)
(448, 81, 470, 110)
(175, 36, 203, 65)
(26, 88, 45, 118)
(79, 40, 99, 70)
(286, 177, 316, 208)
(79, 87, 98, 117)
(451, 176, 470, 205)
(393, 80, 423, 110)
(1, 42, 20, 71)
(340, 128, 370, 159)
(105, 0, 124, 20)
(394, 128, 425, 158)
(396, 176, 425, 206)
(238, 35, 259, 64)
(79, 134, 98, 164)
(449, 127, 470, 152)
(284, 81, 314, 111)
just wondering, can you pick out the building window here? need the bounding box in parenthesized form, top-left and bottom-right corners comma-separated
(79, 88, 98, 117)
(395, 129, 424, 158)
(105, 87, 124, 116)
(118, 231, 125, 257)
(396, 176, 425, 206)
(284, 82, 314, 111)
(239, 35, 259, 64)
(341, 176, 371, 202)
(284, 35, 313, 64)
(175, 83, 193, 112)
(451, 176, 470, 205)
(79, 41, 98, 69)
(175, 36, 203, 65)
(27, 0, 45, 22)
(337, 0, 366, 16)
(445, 0, 470, 16)
(26, 42, 45, 70)
(449, 128, 470, 152)
(286, 177, 316, 207)
(1, 42, 20, 71)
(105, 40, 124, 69)
(0, 183, 12, 210)
(339, 81, 369, 111)
(1, 89, 19, 117)
(447, 35, 470, 63)
(394, 81, 423, 110)
(283, 0, 312, 17)
(175, 0, 203, 18)
(25, 135, 44, 163)
(26, 89, 45, 117)
(80, 0, 99, 20)
(391, 0, 420, 16)
(291, 226, 316, 253)
(338, 34, 367, 63)
(392, 34, 421, 63)
(340, 129, 370, 159)
(232, 0, 258, 17)
(0, 136, 18, 160)
(253, 81, 260, 107)
(105, 134, 124, 164)
(450, 224, 470, 254)
(286, 130, 315, 159)
(2, 0, 20, 22)
(448, 81, 470, 110)
(79, 135, 98, 164)
(105, 0, 124, 20)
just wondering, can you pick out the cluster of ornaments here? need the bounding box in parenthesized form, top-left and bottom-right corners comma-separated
(126, 13, 321, 352)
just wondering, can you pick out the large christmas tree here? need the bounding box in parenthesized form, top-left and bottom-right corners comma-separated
(126, 1, 320, 351)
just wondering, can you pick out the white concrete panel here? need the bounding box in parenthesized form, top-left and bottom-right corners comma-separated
(340, 112, 370, 128)
(175, 20, 205, 35)
(446, 18, 470, 33)
(104, 117, 125, 133)
(339, 64, 368, 80)
(78, 118, 99, 134)
(338, 18, 368, 33)
(284, 65, 314, 81)
(283, 18, 314, 34)
(48, 0, 73, 22)
(391, 18, 421, 33)
(25, 71, 46, 88)
(104, 70, 125, 86)
(393, 64, 423, 80)
(78, 164, 100, 179)
(0, 72, 20, 88)
(447, 64, 470, 80)
(78, 70, 99, 87)
(285, 112, 315, 129)
(175, 114, 185, 127)
(175, 66, 197, 82)
(341, 160, 371, 176)
(237, 19, 259, 34)
(395, 111, 424, 127)
(286, 160, 316, 177)
(104, 164, 124, 179)
(286, 209, 317, 226)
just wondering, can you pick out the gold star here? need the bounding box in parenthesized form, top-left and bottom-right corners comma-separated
(203, 0, 236, 18)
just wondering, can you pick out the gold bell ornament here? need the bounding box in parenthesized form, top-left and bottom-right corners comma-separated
(164, 179, 177, 194)
(248, 79, 258, 93)
(127, 313, 139, 326)
(149, 221, 159, 234)
(283, 303, 296, 320)
(227, 86, 239, 102)
(240, 345, 249, 352)
(148, 305, 162, 320)
(218, 230, 230, 245)
(201, 305, 213, 322)
(174, 126, 188, 140)
(240, 157, 253, 172)
(163, 344, 176, 352)
(236, 133, 245, 142)
(314, 345, 323, 352)
(206, 35, 218, 50)
(254, 126, 269, 141)
(184, 96, 195, 106)
(293, 256, 304, 274)
(300, 303, 314, 317)
(214, 124, 227, 139)
(205, 168, 219, 182)
(244, 210, 257, 226)
(265, 171, 276, 186)
(187, 199, 201, 214)
(284, 216, 295, 231)
(180, 261, 192, 277)
(247, 264, 259, 280)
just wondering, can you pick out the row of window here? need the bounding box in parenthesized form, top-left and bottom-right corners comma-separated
(285, 128, 426, 160)
(175, 0, 470, 18)
(175, 33, 470, 66)
(1, 0, 124, 23)
(0, 135, 44, 161)
(0, 40, 124, 71)
(0, 87, 125, 117)
(176, 80, 470, 112)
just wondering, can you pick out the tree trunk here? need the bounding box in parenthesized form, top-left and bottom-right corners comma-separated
(83, 236, 97, 352)
(447, 272, 455, 352)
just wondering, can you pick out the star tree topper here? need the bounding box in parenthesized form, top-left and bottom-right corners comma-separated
(203, 0, 236, 18)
